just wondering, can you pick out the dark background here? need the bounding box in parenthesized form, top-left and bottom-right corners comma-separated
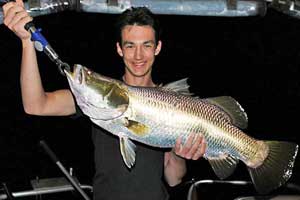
(0, 7, 300, 200)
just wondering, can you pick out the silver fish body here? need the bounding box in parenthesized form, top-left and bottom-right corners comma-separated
(65, 64, 298, 194)
(121, 87, 254, 157)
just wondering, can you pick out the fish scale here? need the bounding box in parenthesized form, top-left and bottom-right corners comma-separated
(128, 85, 263, 165)
(65, 64, 298, 194)
(120, 88, 257, 169)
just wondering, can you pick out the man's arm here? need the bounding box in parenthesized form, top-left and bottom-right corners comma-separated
(164, 134, 206, 186)
(3, 0, 75, 116)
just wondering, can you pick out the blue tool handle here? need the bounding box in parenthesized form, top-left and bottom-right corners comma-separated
(1, 1, 69, 75)
(24, 21, 35, 31)
(25, 21, 50, 51)
(0, 1, 49, 49)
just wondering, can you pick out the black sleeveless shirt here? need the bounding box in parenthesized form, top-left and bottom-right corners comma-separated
(72, 77, 169, 200)
(91, 124, 169, 200)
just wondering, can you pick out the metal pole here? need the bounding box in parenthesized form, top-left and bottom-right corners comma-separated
(39, 140, 91, 200)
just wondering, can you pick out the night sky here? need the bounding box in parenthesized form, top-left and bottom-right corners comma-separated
(0, 7, 300, 200)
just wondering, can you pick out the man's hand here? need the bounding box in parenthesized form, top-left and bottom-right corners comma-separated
(3, 0, 32, 41)
(174, 133, 206, 160)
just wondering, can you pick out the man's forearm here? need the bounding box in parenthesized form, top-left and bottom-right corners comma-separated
(20, 39, 47, 114)
(164, 151, 187, 187)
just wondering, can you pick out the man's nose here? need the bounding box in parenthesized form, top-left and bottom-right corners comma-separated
(134, 46, 143, 60)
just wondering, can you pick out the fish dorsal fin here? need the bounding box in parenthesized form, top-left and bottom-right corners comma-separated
(162, 78, 193, 96)
(207, 154, 239, 179)
(204, 96, 248, 129)
(119, 135, 137, 168)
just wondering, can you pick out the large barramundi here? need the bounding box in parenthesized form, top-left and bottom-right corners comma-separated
(65, 64, 298, 194)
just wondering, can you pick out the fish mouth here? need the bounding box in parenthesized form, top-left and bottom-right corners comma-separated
(65, 64, 85, 85)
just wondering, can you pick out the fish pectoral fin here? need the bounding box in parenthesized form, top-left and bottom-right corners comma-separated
(204, 96, 248, 129)
(124, 119, 150, 137)
(119, 135, 136, 169)
(207, 154, 239, 180)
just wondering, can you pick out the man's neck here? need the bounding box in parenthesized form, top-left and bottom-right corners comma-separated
(122, 74, 155, 87)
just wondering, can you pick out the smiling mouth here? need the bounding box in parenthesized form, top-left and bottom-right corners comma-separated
(133, 62, 146, 68)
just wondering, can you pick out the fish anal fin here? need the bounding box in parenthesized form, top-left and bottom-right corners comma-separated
(205, 96, 248, 129)
(247, 141, 298, 194)
(124, 119, 149, 136)
(119, 135, 137, 169)
(208, 154, 239, 180)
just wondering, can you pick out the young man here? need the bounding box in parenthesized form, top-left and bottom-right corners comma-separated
(3, 2, 206, 200)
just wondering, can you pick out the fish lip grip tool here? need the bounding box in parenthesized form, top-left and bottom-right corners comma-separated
(0, 0, 71, 75)
(24, 21, 71, 75)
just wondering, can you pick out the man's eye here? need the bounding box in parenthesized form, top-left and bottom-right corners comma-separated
(125, 45, 133, 49)
(145, 45, 152, 48)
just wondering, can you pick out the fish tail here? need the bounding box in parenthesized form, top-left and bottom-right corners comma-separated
(247, 141, 298, 194)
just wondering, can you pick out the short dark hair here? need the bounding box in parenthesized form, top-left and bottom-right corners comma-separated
(115, 7, 161, 45)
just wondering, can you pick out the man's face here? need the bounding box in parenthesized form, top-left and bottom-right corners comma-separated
(117, 25, 161, 77)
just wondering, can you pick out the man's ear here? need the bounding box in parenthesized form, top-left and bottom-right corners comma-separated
(116, 42, 123, 57)
(155, 41, 162, 56)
